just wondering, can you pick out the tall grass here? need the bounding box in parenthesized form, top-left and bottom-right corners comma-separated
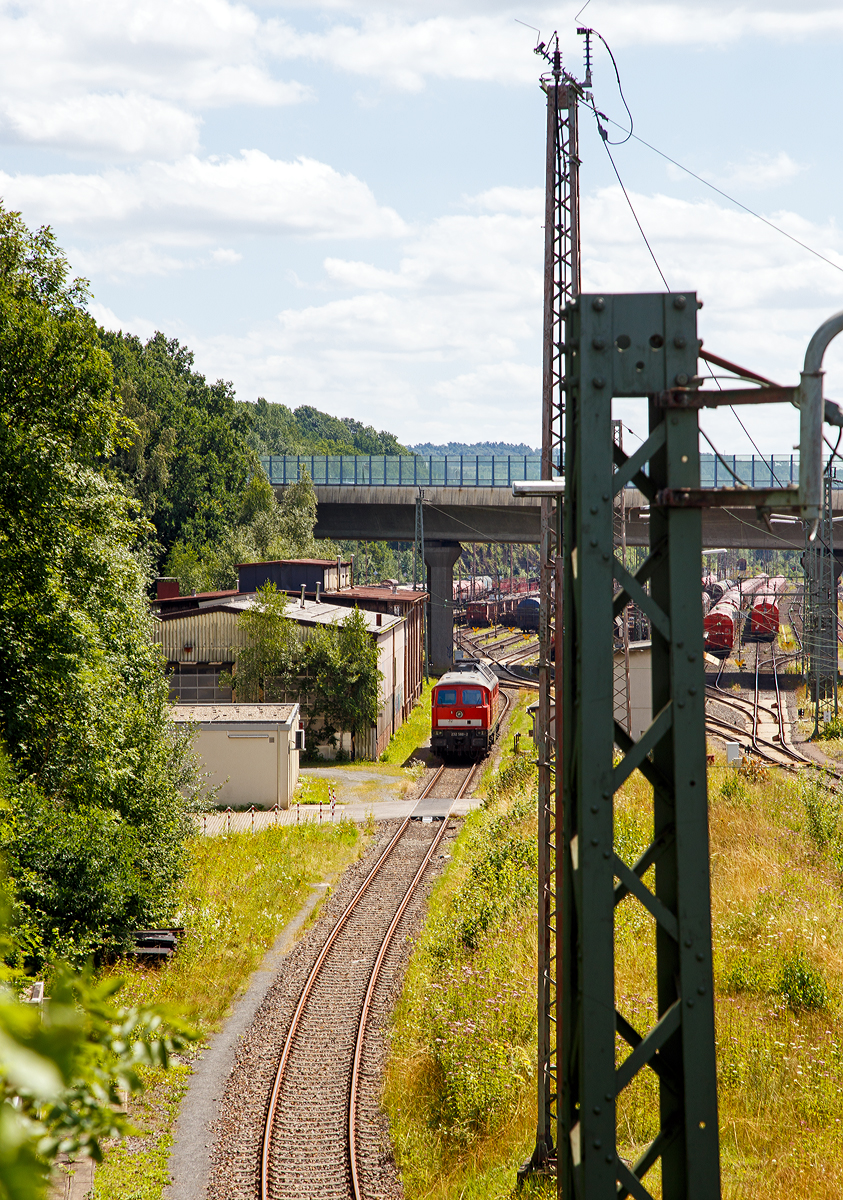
(91, 821, 362, 1199)
(387, 752, 843, 1199)
(380, 677, 438, 765)
(384, 756, 549, 1198)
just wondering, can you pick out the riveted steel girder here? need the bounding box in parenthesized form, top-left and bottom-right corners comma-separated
(559, 293, 721, 1200)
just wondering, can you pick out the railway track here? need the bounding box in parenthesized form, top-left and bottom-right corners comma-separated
(460, 627, 539, 666)
(705, 646, 808, 769)
(259, 765, 475, 1200)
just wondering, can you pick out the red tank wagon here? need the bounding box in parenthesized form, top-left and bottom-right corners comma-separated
(745, 576, 788, 641)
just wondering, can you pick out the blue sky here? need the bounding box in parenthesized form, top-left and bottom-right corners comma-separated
(4, 1, 843, 453)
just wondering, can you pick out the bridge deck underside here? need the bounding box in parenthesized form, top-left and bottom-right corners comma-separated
(296, 484, 842, 549)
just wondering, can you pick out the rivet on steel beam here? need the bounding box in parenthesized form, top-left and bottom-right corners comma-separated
(697, 299, 704, 309)
(675, 373, 689, 386)
(673, 336, 686, 348)
(592, 297, 605, 311)
(591, 837, 599, 846)
(593, 376, 605, 388)
(592, 337, 606, 349)
(590, 505, 598, 514)
(673, 295, 687, 310)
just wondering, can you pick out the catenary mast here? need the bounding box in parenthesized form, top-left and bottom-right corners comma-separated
(522, 30, 586, 1181)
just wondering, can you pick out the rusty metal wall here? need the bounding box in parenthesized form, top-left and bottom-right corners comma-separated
(158, 609, 247, 664)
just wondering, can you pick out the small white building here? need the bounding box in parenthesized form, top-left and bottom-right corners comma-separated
(173, 703, 302, 809)
(613, 641, 652, 741)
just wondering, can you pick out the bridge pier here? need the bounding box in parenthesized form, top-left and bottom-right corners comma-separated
(424, 541, 461, 676)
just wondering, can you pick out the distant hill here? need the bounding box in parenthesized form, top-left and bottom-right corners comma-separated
(242, 399, 411, 457)
(409, 440, 540, 457)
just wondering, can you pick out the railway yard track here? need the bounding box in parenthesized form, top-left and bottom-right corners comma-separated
(459, 626, 539, 666)
(703, 584, 843, 777)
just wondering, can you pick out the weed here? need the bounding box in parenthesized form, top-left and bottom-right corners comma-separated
(404, 759, 426, 783)
(799, 777, 843, 869)
(722, 953, 767, 997)
(719, 771, 748, 804)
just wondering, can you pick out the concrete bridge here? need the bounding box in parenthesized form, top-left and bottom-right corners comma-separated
(267, 454, 843, 671)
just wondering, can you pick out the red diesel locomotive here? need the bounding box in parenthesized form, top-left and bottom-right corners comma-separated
(430, 661, 501, 757)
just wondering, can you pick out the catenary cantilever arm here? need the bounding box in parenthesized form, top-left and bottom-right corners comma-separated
(799, 309, 843, 521)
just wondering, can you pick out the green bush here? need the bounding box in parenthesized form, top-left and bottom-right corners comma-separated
(777, 951, 829, 1012)
(813, 716, 843, 740)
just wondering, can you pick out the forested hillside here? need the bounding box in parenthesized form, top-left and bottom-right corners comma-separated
(244, 397, 409, 457)
(409, 440, 539, 456)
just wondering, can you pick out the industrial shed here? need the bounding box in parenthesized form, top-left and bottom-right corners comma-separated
(155, 592, 415, 759)
(172, 703, 302, 809)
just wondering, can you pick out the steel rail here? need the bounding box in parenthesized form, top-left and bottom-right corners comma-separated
(259, 749, 485, 1199)
(769, 640, 788, 747)
(753, 643, 762, 755)
(349, 763, 478, 1199)
(259, 815, 415, 1199)
(348, 815, 451, 1200)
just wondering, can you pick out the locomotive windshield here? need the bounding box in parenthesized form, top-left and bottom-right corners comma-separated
(437, 688, 457, 705)
(461, 688, 484, 705)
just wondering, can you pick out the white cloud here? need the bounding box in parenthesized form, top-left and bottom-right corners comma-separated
(263, 3, 843, 92)
(0, 93, 201, 158)
(138, 181, 843, 451)
(87, 300, 158, 342)
(211, 247, 243, 264)
(668, 151, 805, 194)
(0, 0, 309, 158)
(0, 151, 407, 247)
